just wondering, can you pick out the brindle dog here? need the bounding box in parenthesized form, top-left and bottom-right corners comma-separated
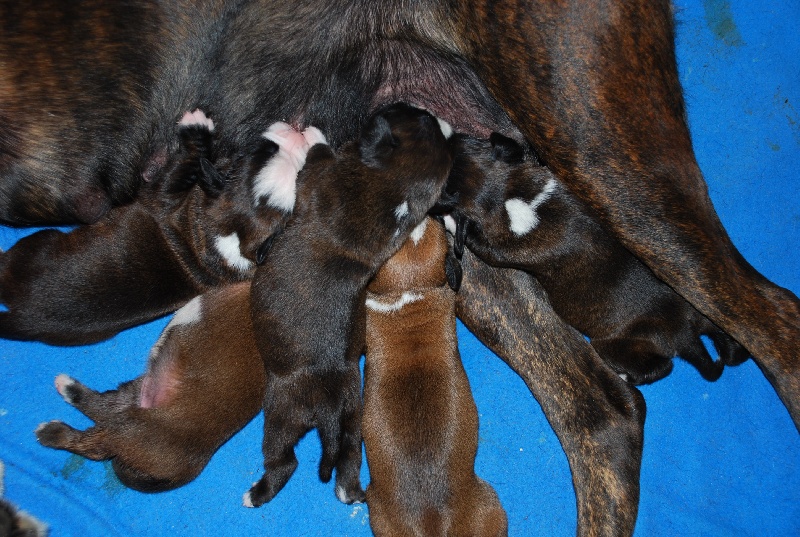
(0, 1, 797, 535)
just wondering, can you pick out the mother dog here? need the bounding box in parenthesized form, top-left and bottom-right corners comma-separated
(0, 1, 797, 535)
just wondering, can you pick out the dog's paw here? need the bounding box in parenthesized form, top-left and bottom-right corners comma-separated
(302, 126, 327, 147)
(54, 374, 79, 404)
(34, 421, 74, 448)
(335, 484, 366, 505)
(179, 109, 215, 131)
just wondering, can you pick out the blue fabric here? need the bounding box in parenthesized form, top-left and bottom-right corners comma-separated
(1, 1, 798, 535)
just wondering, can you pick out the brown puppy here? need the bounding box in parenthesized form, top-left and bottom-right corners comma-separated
(363, 217, 507, 537)
(0, 112, 299, 345)
(244, 103, 453, 508)
(34, 282, 264, 492)
(441, 134, 750, 385)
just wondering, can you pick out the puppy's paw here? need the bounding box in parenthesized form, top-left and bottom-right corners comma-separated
(54, 374, 78, 404)
(179, 109, 215, 131)
(34, 421, 75, 449)
(301, 126, 327, 147)
(242, 477, 274, 508)
(335, 483, 366, 505)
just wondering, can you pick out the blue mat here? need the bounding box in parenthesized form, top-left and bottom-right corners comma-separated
(1, 0, 798, 535)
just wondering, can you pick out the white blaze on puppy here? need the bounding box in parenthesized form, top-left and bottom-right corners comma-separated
(214, 233, 254, 272)
(365, 292, 424, 313)
(252, 123, 327, 212)
(505, 178, 557, 236)
(394, 201, 409, 221)
(409, 218, 428, 245)
(436, 117, 454, 139)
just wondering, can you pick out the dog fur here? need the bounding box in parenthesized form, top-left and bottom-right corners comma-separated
(34, 282, 264, 492)
(442, 134, 750, 385)
(363, 217, 508, 536)
(1, 1, 797, 534)
(0, 111, 301, 345)
(244, 104, 454, 508)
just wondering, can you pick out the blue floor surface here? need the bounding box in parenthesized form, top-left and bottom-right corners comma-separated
(1, 0, 798, 535)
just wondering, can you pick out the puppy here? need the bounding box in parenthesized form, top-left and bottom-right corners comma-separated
(363, 217, 507, 537)
(0, 461, 48, 537)
(35, 282, 264, 492)
(442, 134, 750, 385)
(0, 112, 318, 345)
(244, 103, 453, 507)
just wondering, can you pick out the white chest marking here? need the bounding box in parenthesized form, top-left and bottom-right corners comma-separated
(214, 233, 254, 272)
(366, 292, 423, 313)
(505, 178, 557, 236)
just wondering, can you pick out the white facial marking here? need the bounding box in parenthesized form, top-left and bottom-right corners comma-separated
(504, 178, 557, 236)
(54, 374, 76, 403)
(409, 218, 428, 245)
(214, 233, 255, 272)
(442, 214, 457, 235)
(366, 292, 423, 313)
(394, 201, 409, 221)
(436, 118, 453, 139)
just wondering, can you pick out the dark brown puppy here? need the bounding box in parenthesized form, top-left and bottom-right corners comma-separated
(35, 282, 264, 492)
(363, 217, 507, 537)
(442, 134, 750, 385)
(0, 112, 294, 345)
(244, 104, 453, 508)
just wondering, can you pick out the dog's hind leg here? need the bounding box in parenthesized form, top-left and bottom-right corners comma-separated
(453, 0, 800, 428)
(456, 251, 645, 537)
(35, 422, 114, 461)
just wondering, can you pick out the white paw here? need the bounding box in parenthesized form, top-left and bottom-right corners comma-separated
(179, 109, 215, 131)
(54, 374, 75, 403)
(242, 491, 255, 508)
(302, 126, 327, 147)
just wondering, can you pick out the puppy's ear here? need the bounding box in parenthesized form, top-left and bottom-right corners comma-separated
(359, 115, 397, 168)
(445, 250, 463, 292)
(428, 189, 460, 216)
(451, 212, 468, 260)
(489, 132, 525, 164)
(249, 138, 280, 176)
(198, 158, 225, 196)
(255, 229, 283, 265)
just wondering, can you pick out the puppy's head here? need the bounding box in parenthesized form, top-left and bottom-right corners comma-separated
(367, 217, 452, 295)
(442, 133, 571, 267)
(299, 103, 453, 266)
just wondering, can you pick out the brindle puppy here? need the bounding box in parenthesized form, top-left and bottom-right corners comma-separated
(244, 103, 454, 508)
(0, 111, 313, 345)
(441, 134, 750, 385)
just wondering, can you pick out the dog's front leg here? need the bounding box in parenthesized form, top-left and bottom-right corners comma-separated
(452, 0, 800, 427)
(456, 250, 645, 537)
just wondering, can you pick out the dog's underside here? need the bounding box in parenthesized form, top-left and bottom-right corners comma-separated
(0, 1, 798, 536)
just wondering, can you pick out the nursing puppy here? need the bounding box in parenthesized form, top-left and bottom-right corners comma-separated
(35, 282, 264, 492)
(363, 217, 507, 537)
(442, 134, 750, 385)
(244, 104, 453, 508)
(0, 112, 317, 345)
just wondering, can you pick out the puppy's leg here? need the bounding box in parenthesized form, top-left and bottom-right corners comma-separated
(35, 422, 113, 461)
(52, 374, 140, 422)
(329, 366, 365, 504)
(456, 250, 645, 537)
(244, 377, 307, 508)
(454, 0, 800, 426)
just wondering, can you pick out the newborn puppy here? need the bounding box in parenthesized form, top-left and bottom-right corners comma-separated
(0, 112, 320, 345)
(244, 103, 453, 507)
(363, 217, 507, 537)
(0, 461, 48, 537)
(35, 282, 264, 492)
(443, 134, 749, 385)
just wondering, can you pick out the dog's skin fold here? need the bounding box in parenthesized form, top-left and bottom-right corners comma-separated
(0, 1, 797, 535)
